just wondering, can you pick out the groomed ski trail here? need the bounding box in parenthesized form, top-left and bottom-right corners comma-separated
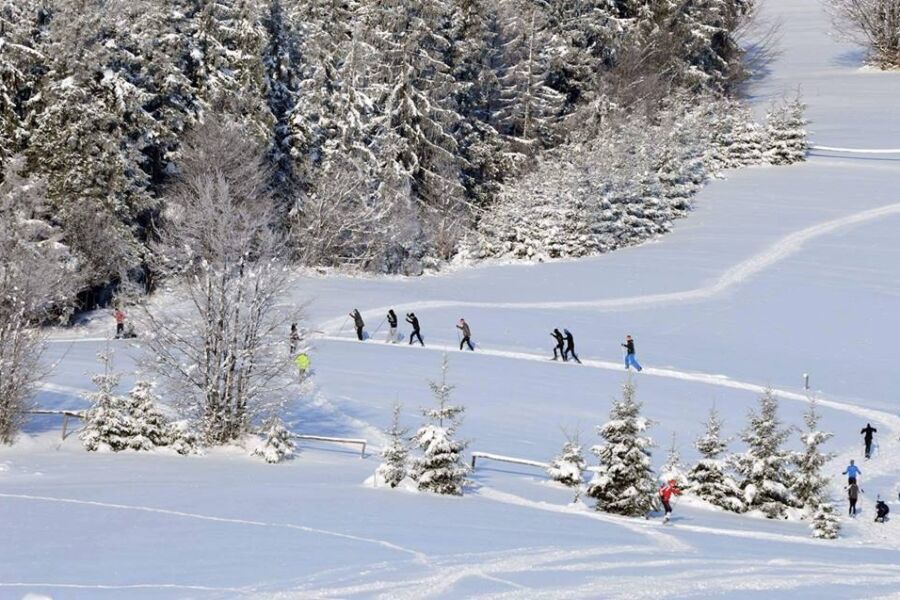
(320, 201, 900, 333)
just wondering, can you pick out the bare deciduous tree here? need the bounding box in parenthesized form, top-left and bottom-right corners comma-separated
(0, 157, 77, 444)
(140, 120, 302, 445)
(829, 0, 900, 67)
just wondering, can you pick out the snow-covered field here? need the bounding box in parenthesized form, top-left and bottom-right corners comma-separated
(3, 1, 900, 598)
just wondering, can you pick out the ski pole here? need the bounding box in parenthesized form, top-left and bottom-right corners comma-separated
(371, 316, 387, 337)
(337, 315, 349, 336)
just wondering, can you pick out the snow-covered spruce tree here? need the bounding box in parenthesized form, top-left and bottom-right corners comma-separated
(141, 119, 301, 446)
(764, 96, 808, 165)
(124, 381, 173, 451)
(685, 406, 745, 512)
(376, 404, 410, 488)
(586, 381, 656, 517)
(792, 399, 836, 513)
(548, 432, 586, 488)
(707, 100, 766, 171)
(411, 356, 469, 496)
(731, 389, 801, 519)
(659, 433, 688, 487)
(169, 421, 201, 456)
(80, 351, 132, 452)
(253, 415, 295, 464)
(810, 501, 841, 539)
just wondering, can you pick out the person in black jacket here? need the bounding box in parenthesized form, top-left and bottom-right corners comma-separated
(386, 309, 399, 343)
(622, 335, 642, 371)
(407, 312, 424, 346)
(350, 309, 365, 341)
(551, 329, 566, 361)
(563, 329, 581, 364)
(861, 423, 878, 459)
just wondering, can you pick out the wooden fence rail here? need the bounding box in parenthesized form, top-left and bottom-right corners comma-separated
(25, 409, 86, 440)
(292, 434, 367, 458)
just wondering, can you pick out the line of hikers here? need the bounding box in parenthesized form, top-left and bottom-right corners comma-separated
(842, 424, 892, 523)
(348, 308, 644, 370)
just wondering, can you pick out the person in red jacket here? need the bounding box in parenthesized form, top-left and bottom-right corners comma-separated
(113, 308, 126, 339)
(659, 479, 682, 521)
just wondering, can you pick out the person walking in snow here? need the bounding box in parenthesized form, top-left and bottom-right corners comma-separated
(289, 323, 300, 355)
(842, 460, 861, 484)
(847, 482, 860, 516)
(861, 423, 878, 459)
(350, 309, 365, 341)
(563, 329, 581, 364)
(659, 479, 682, 521)
(551, 328, 566, 361)
(622, 335, 642, 371)
(113, 308, 126, 339)
(457, 318, 474, 351)
(407, 312, 424, 346)
(386, 309, 399, 343)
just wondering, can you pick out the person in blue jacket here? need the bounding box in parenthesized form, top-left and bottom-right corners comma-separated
(842, 460, 861, 484)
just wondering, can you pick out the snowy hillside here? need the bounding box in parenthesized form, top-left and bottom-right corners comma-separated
(3, 1, 900, 599)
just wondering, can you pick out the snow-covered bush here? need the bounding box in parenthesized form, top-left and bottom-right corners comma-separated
(169, 421, 201, 456)
(80, 352, 132, 452)
(375, 404, 409, 488)
(411, 356, 469, 496)
(548, 434, 586, 488)
(253, 415, 295, 464)
(810, 501, 842, 539)
(125, 381, 172, 451)
(731, 389, 802, 519)
(764, 96, 808, 165)
(586, 381, 656, 517)
(685, 407, 745, 512)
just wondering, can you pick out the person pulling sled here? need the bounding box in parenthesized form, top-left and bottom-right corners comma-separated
(350, 309, 365, 341)
(659, 479, 682, 522)
(386, 309, 399, 343)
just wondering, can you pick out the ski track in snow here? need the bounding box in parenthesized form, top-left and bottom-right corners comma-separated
(319, 201, 900, 333)
(0, 493, 429, 563)
(315, 337, 900, 550)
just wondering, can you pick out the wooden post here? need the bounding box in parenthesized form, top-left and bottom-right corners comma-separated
(360, 441, 366, 458)
(62, 414, 69, 441)
(471, 455, 477, 469)
(803, 373, 810, 390)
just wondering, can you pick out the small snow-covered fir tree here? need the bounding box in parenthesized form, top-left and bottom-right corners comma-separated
(685, 407, 745, 512)
(792, 399, 836, 513)
(810, 501, 841, 539)
(731, 389, 801, 519)
(80, 351, 132, 452)
(548, 432, 586, 488)
(253, 415, 295, 464)
(586, 381, 656, 517)
(765, 96, 808, 165)
(411, 356, 469, 496)
(659, 433, 688, 488)
(125, 381, 172, 451)
(376, 404, 410, 488)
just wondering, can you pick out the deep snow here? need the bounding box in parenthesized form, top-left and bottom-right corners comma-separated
(3, 1, 900, 598)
